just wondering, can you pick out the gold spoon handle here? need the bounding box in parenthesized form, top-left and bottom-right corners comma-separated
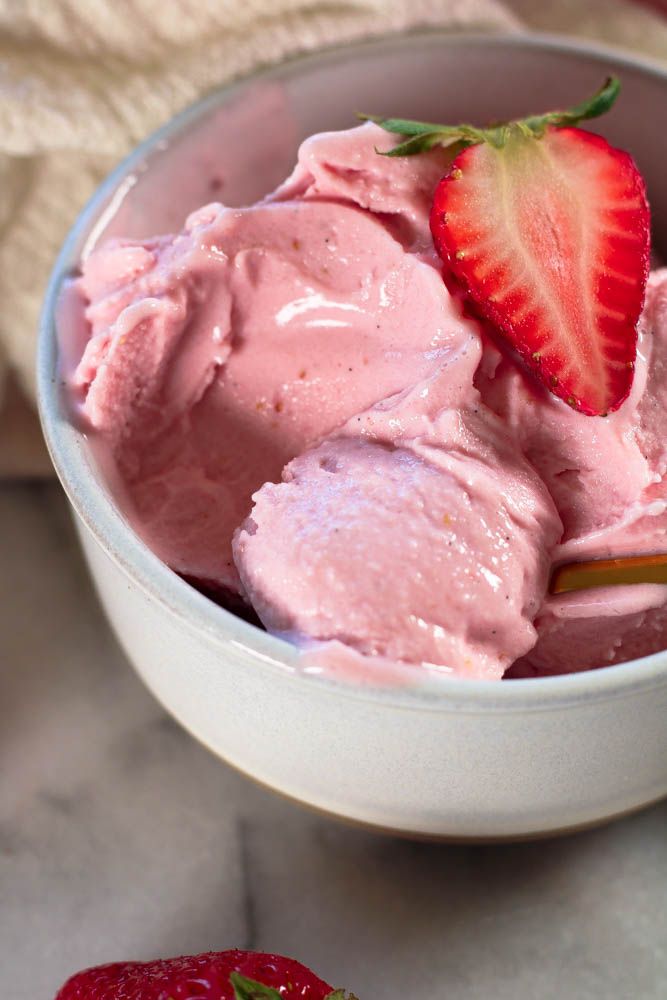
(550, 554, 667, 595)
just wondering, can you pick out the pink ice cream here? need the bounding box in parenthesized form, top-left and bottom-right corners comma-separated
(68, 122, 667, 679)
(233, 407, 561, 680)
(504, 270, 667, 676)
(73, 125, 459, 594)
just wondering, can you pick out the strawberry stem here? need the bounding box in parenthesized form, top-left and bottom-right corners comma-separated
(359, 76, 620, 156)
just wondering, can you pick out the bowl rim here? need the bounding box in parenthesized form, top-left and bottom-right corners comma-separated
(37, 28, 667, 712)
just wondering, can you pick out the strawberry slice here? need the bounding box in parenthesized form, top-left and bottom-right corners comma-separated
(430, 125, 649, 415)
(363, 78, 651, 415)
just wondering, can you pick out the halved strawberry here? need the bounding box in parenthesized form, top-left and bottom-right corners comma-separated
(430, 125, 649, 415)
(363, 78, 651, 415)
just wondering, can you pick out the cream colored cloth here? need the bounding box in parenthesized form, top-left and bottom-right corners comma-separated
(0, 0, 665, 476)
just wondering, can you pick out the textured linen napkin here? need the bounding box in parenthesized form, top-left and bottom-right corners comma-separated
(0, 0, 665, 477)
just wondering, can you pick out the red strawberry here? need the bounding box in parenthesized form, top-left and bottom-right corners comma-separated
(430, 124, 649, 415)
(363, 77, 651, 415)
(55, 949, 355, 1000)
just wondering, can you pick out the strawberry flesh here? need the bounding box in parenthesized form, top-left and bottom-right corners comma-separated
(55, 949, 335, 1000)
(430, 125, 650, 415)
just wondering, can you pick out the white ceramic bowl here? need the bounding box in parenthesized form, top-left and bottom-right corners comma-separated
(38, 32, 667, 840)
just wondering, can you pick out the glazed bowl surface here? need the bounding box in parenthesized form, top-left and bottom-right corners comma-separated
(38, 32, 667, 839)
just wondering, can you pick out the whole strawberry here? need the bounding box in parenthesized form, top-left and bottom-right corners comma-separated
(55, 949, 356, 999)
(363, 77, 650, 416)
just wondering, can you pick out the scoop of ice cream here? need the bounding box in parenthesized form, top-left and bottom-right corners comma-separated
(507, 269, 667, 676)
(508, 585, 667, 677)
(511, 487, 667, 675)
(73, 128, 471, 591)
(474, 340, 652, 542)
(270, 121, 450, 252)
(636, 268, 667, 479)
(234, 405, 561, 680)
(475, 269, 667, 545)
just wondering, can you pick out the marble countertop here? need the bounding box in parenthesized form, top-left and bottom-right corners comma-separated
(2, 481, 667, 1000)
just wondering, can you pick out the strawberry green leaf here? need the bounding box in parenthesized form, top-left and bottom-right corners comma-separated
(358, 113, 476, 139)
(358, 112, 487, 153)
(520, 76, 620, 137)
(229, 972, 282, 1000)
(229, 972, 357, 1000)
(379, 131, 459, 157)
(360, 76, 621, 155)
(358, 113, 441, 135)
